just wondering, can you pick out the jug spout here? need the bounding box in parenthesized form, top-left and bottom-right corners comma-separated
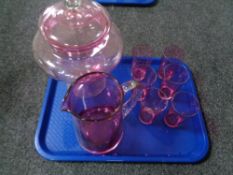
(61, 97, 71, 113)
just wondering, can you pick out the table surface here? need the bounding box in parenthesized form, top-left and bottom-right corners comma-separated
(0, 0, 232, 175)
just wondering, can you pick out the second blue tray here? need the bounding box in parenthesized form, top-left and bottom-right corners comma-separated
(35, 57, 209, 162)
(96, 0, 155, 5)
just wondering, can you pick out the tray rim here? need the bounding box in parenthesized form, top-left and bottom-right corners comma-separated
(34, 57, 209, 163)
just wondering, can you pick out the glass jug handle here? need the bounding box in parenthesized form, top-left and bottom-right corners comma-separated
(121, 81, 141, 118)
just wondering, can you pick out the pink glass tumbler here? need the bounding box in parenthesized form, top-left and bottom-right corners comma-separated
(139, 88, 168, 125)
(158, 44, 185, 79)
(131, 45, 156, 85)
(61, 72, 138, 154)
(164, 91, 200, 128)
(131, 45, 157, 102)
(160, 63, 190, 100)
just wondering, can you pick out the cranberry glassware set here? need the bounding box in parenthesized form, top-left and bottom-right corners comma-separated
(33, 0, 201, 155)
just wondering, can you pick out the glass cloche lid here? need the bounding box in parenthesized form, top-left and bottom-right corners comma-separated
(39, 0, 111, 50)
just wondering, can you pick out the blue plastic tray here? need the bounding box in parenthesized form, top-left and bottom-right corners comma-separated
(35, 57, 209, 162)
(96, 0, 155, 5)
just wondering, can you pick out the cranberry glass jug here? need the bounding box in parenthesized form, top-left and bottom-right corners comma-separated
(33, 0, 123, 84)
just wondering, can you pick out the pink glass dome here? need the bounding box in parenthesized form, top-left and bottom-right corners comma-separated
(33, 0, 123, 84)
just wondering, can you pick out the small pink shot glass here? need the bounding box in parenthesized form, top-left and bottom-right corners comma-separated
(164, 91, 200, 128)
(160, 63, 190, 100)
(139, 88, 168, 125)
(158, 44, 185, 79)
